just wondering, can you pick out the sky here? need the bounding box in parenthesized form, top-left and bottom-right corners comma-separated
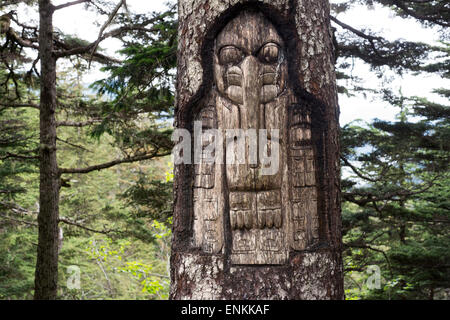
(330, 1, 448, 125)
(15, 0, 450, 126)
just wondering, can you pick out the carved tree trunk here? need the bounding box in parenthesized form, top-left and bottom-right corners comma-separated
(171, 0, 343, 300)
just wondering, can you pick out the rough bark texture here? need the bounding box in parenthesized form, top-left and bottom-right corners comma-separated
(34, 0, 60, 300)
(171, 0, 343, 300)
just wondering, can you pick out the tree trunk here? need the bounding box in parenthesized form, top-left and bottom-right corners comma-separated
(171, 0, 343, 299)
(34, 0, 59, 300)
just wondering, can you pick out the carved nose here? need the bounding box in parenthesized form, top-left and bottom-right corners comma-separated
(241, 56, 262, 169)
(241, 56, 262, 131)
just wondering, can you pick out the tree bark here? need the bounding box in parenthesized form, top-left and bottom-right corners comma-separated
(171, 0, 343, 300)
(34, 0, 60, 300)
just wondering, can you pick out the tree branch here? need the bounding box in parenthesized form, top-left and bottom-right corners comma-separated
(0, 214, 38, 227)
(53, 0, 90, 11)
(5, 28, 39, 50)
(52, 38, 121, 63)
(343, 175, 439, 206)
(391, 0, 450, 27)
(341, 155, 378, 183)
(56, 137, 92, 152)
(0, 151, 39, 161)
(330, 16, 383, 42)
(59, 150, 171, 175)
(56, 119, 101, 127)
(0, 0, 34, 9)
(58, 217, 118, 235)
(0, 201, 38, 215)
(0, 102, 40, 112)
(54, 19, 159, 61)
(88, 0, 126, 67)
(346, 243, 393, 279)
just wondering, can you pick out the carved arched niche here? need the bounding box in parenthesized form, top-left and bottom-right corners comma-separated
(189, 9, 325, 265)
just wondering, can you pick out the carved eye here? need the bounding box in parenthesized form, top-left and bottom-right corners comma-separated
(219, 46, 244, 65)
(258, 43, 280, 64)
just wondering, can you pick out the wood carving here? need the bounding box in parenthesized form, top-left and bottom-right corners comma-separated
(191, 11, 320, 265)
(172, 0, 344, 300)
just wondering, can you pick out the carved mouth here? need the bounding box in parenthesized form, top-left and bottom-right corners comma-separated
(226, 73, 242, 86)
(261, 72, 276, 85)
(226, 66, 243, 87)
(226, 72, 276, 86)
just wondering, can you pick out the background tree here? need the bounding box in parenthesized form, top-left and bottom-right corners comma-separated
(0, 0, 176, 299)
(332, 1, 450, 299)
(341, 92, 449, 299)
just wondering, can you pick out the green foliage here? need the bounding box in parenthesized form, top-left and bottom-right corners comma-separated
(56, 226, 171, 300)
(0, 226, 36, 299)
(334, 0, 449, 299)
(341, 94, 449, 299)
(121, 174, 173, 224)
(90, 4, 177, 149)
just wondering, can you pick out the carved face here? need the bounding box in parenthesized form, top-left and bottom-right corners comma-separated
(214, 11, 287, 110)
(214, 11, 287, 192)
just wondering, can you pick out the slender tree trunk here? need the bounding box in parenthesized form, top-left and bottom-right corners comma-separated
(171, 0, 343, 299)
(34, 0, 60, 300)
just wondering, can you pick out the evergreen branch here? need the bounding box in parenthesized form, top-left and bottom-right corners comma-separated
(343, 175, 440, 206)
(331, 16, 385, 59)
(4, 28, 39, 49)
(341, 155, 378, 183)
(0, 151, 39, 161)
(27, 55, 40, 78)
(0, 102, 40, 111)
(345, 243, 394, 279)
(10, 14, 38, 32)
(391, 0, 450, 27)
(0, 214, 38, 227)
(52, 38, 122, 63)
(56, 119, 101, 127)
(53, 25, 158, 59)
(59, 150, 171, 175)
(0, 201, 38, 215)
(0, 1, 33, 9)
(56, 137, 92, 152)
(330, 16, 383, 42)
(88, 0, 126, 68)
(58, 217, 118, 235)
(53, 0, 91, 11)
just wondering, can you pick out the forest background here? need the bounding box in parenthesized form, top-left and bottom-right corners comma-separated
(0, 0, 448, 300)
